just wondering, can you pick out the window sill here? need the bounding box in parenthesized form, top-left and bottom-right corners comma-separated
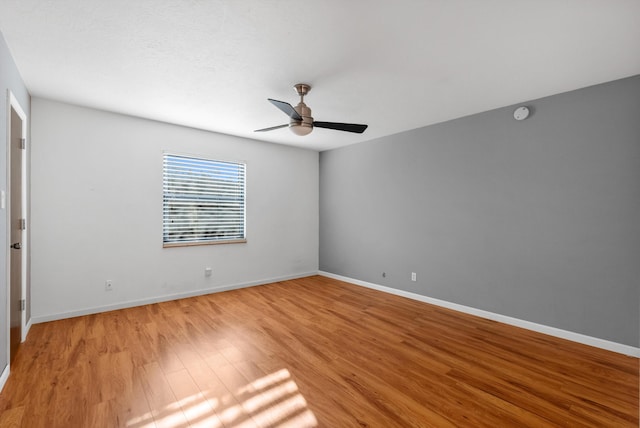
(163, 239, 247, 248)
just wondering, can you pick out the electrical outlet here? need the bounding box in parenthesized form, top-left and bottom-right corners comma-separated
(205, 267, 212, 277)
(105, 280, 113, 291)
(411, 272, 417, 282)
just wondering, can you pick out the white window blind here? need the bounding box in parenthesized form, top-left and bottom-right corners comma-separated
(163, 154, 246, 246)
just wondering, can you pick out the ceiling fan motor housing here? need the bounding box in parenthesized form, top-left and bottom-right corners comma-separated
(290, 102, 313, 136)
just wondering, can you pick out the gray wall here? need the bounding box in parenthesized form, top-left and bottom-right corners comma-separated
(0, 31, 30, 376)
(320, 75, 640, 347)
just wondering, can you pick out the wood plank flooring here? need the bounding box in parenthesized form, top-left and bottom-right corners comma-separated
(0, 275, 637, 427)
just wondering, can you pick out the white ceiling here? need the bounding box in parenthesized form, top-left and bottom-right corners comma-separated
(1, 1, 639, 151)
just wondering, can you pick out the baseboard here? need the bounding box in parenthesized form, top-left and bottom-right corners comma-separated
(22, 318, 32, 342)
(32, 271, 317, 324)
(319, 271, 640, 357)
(0, 364, 9, 393)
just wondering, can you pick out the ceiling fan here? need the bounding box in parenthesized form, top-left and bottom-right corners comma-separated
(255, 84, 368, 136)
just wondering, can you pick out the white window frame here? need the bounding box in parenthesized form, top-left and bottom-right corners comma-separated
(163, 152, 246, 247)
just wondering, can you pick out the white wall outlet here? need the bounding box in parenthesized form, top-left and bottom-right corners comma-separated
(105, 280, 113, 291)
(411, 272, 417, 282)
(205, 267, 212, 277)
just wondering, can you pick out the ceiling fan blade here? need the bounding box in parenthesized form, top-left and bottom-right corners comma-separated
(313, 121, 368, 134)
(254, 124, 289, 132)
(268, 99, 302, 121)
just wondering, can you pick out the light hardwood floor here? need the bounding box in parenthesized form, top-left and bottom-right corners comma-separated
(0, 276, 637, 427)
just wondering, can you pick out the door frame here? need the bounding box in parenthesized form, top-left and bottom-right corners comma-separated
(5, 90, 29, 366)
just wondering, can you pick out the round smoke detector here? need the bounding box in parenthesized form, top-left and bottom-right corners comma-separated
(513, 106, 530, 121)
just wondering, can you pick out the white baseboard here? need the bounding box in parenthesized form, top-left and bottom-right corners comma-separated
(0, 364, 9, 393)
(319, 271, 640, 358)
(22, 318, 32, 342)
(31, 271, 317, 324)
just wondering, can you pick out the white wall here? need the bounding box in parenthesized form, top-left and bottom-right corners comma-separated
(30, 98, 318, 321)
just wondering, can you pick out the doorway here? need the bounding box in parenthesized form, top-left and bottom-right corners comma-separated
(7, 92, 27, 365)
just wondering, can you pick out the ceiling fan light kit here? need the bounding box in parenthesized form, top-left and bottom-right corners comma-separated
(289, 122, 313, 136)
(255, 83, 368, 136)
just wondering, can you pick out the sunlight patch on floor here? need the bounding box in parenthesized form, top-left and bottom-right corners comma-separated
(128, 368, 318, 427)
(126, 411, 155, 428)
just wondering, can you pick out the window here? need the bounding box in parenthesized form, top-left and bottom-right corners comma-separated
(163, 153, 246, 247)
